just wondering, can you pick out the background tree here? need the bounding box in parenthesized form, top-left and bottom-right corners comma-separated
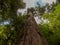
(57, 0, 60, 3)
(0, 0, 26, 45)
(38, 2, 60, 45)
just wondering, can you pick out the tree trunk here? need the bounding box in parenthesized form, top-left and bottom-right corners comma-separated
(15, 15, 48, 45)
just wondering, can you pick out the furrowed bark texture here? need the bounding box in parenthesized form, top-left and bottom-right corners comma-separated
(16, 15, 48, 45)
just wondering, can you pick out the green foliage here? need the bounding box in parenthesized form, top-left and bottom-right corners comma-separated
(36, 6, 45, 15)
(0, 15, 26, 45)
(38, 4, 60, 45)
(57, 0, 60, 3)
(0, 0, 26, 45)
(0, 0, 60, 45)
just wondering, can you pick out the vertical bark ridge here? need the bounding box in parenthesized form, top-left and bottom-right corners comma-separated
(16, 15, 48, 45)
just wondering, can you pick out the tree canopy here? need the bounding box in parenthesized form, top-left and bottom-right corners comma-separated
(0, 0, 60, 45)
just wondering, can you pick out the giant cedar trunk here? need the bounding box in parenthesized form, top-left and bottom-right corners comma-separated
(15, 15, 48, 45)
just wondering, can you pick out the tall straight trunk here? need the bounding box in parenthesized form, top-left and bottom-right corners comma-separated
(15, 14, 48, 45)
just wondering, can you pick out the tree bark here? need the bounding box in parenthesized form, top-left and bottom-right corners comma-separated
(16, 15, 48, 45)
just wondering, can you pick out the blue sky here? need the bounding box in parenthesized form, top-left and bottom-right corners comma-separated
(35, 0, 44, 7)
(38, 0, 44, 6)
(23, 0, 56, 8)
